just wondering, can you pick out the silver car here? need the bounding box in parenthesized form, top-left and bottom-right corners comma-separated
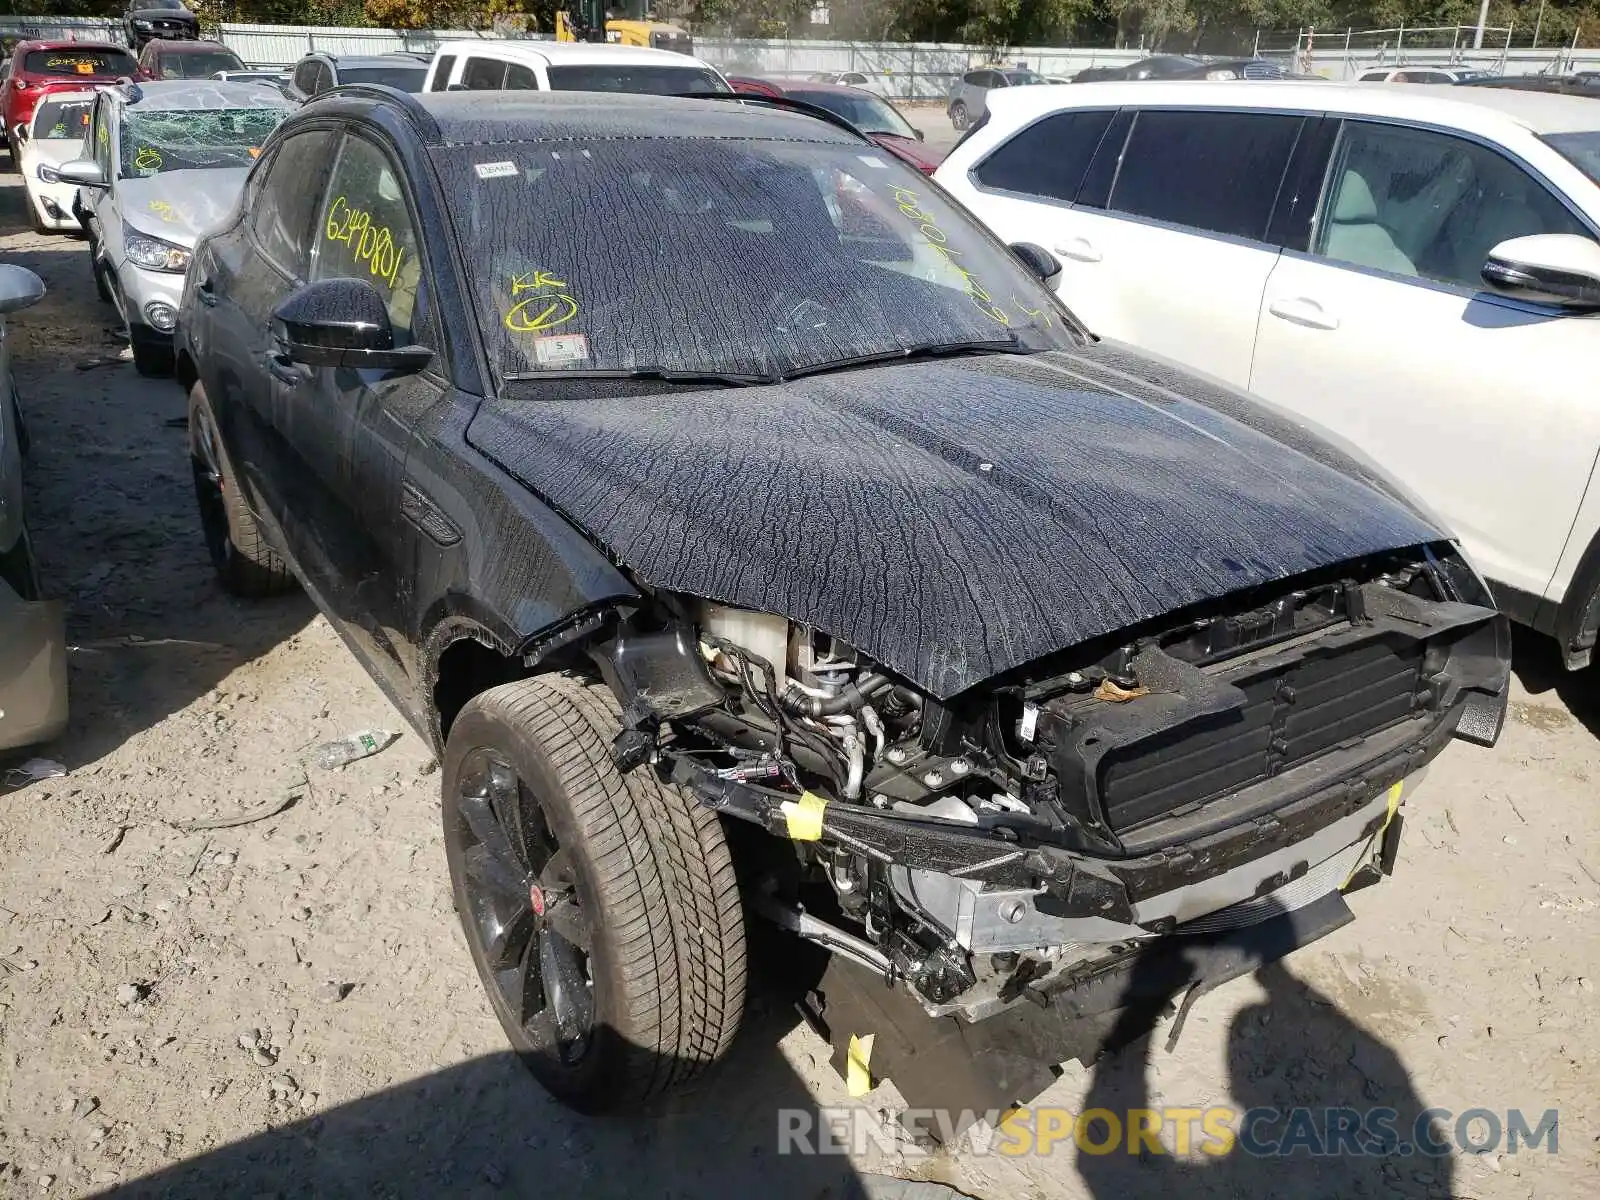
(946, 65, 1046, 131)
(58, 80, 289, 375)
(0, 264, 66, 755)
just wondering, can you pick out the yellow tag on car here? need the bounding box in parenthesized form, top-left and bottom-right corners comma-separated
(781, 791, 827, 841)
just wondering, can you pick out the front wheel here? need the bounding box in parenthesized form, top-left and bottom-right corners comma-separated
(950, 100, 970, 131)
(89, 241, 112, 304)
(442, 674, 747, 1113)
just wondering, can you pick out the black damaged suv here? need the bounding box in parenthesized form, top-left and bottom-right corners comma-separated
(174, 85, 1510, 1115)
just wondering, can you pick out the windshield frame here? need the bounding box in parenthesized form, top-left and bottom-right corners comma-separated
(434, 134, 1085, 389)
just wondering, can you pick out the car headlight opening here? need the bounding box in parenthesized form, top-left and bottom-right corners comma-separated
(143, 300, 177, 332)
(124, 228, 190, 273)
(36, 163, 60, 184)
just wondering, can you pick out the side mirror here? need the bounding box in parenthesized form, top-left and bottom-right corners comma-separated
(1482, 234, 1600, 309)
(1009, 241, 1061, 286)
(270, 278, 433, 373)
(57, 159, 108, 189)
(0, 264, 44, 314)
(914, 127, 925, 141)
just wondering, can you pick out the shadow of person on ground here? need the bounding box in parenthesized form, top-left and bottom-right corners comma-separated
(95, 940, 973, 1200)
(1508, 624, 1600, 741)
(1076, 952, 1452, 1200)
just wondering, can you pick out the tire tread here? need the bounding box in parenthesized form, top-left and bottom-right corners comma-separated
(457, 674, 746, 1107)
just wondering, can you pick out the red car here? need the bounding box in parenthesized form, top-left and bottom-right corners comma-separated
(4, 40, 137, 160)
(727, 75, 943, 174)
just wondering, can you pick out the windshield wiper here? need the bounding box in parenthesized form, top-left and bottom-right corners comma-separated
(779, 336, 1027, 383)
(502, 367, 775, 387)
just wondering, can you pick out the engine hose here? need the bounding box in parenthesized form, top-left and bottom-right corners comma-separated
(780, 672, 893, 718)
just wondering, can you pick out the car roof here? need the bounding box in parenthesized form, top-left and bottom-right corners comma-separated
(324, 53, 428, 68)
(109, 79, 293, 111)
(16, 40, 129, 53)
(432, 40, 707, 68)
(987, 78, 1600, 137)
(30, 88, 98, 106)
(151, 40, 235, 53)
(401, 90, 862, 148)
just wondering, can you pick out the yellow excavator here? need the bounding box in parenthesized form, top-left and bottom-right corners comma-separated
(555, 1, 693, 55)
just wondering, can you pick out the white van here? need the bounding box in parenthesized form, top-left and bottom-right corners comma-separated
(422, 40, 729, 96)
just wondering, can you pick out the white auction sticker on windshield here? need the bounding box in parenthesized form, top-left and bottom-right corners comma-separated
(857, 154, 889, 169)
(474, 160, 519, 180)
(532, 333, 591, 368)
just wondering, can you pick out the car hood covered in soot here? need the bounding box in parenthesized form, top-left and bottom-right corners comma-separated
(466, 348, 1447, 699)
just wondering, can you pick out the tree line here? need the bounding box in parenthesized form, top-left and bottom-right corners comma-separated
(18, 0, 1597, 51)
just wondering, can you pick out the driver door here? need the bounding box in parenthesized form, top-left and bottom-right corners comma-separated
(281, 132, 443, 699)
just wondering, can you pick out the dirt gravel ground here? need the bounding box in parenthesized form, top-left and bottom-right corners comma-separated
(0, 167, 1597, 1200)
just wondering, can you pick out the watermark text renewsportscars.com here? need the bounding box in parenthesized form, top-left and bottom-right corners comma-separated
(778, 1105, 1559, 1159)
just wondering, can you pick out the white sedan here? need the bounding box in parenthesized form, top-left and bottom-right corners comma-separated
(938, 80, 1600, 670)
(18, 89, 99, 234)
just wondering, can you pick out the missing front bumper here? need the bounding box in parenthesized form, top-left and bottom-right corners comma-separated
(801, 890, 1357, 1124)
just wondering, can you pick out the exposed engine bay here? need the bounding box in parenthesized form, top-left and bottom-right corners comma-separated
(590, 545, 1509, 1023)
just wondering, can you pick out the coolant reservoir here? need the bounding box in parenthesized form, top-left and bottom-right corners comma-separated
(701, 604, 787, 694)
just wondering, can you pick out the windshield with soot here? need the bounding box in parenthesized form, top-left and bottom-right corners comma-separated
(435, 136, 1077, 381)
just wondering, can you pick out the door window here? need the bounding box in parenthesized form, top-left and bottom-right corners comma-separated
(431, 54, 455, 90)
(92, 97, 114, 177)
(462, 56, 505, 90)
(1108, 109, 1302, 241)
(251, 130, 339, 278)
(293, 60, 316, 95)
(1314, 121, 1590, 289)
(972, 109, 1115, 203)
(504, 62, 537, 89)
(311, 136, 425, 344)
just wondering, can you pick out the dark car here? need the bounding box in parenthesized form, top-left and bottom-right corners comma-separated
(2, 40, 137, 160)
(725, 75, 943, 173)
(136, 38, 244, 81)
(1460, 73, 1600, 96)
(124, 0, 199, 49)
(1075, 55, 1285, 82)
(283, 51, 429, 104)
(174, 86, 1509, 1117)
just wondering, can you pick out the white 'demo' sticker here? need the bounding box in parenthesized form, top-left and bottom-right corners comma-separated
(473, 160, 519, 180)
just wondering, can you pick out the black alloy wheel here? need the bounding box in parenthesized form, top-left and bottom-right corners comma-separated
(442, 675, 747, 1112)
(452, 746, 596, 1067)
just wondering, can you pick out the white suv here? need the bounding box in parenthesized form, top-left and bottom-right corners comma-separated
(938, 81, 1600, 669)
(421, 40, 727, 95)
